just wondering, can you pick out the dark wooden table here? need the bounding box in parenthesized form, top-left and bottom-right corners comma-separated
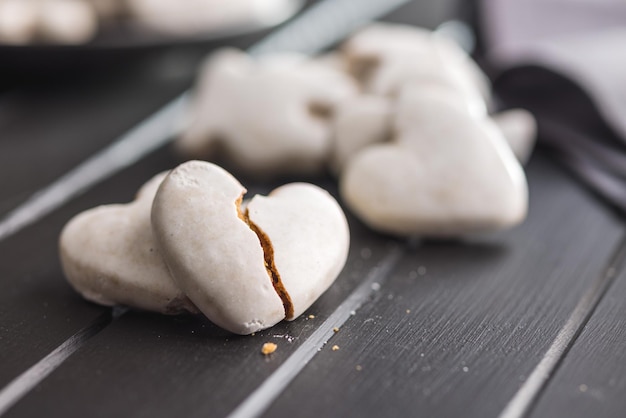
(1, 1, 625, 417)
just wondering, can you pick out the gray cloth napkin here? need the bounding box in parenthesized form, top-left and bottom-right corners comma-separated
(480, 0, 626, 214)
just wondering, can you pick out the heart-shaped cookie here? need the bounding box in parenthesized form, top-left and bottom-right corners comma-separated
(246, 182, 349, 319)
(343, 23, 490, 115)
(152, 161, 349, 334)
(177, 48, 358, 177)
(330, 87, 535, 175)
(340, 85, 528, 237)
(59, 172, 197, 314)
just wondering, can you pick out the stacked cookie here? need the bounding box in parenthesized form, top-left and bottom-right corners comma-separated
(179, 23, 536, 237)
(60, 161, 350, 334)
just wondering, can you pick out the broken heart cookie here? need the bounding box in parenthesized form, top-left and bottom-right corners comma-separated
(343, 23, 490, 116)
(246, 182, 350, 319)
(152, 161, 349, 334)
(340, 84, 528, 237)
(177, 48, 358, 177)
(59, 172, 197, 314)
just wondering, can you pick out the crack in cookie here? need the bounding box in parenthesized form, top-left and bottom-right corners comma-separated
(236, 195, 294, 320)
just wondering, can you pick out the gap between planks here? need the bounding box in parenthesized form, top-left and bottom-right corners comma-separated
(0, 308, 127, 416)
(227, 245, 405, 418)
(0, 92, 189, 242)
(499, 235, 626, 418)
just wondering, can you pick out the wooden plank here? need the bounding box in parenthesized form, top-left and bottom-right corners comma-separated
(530, 241, 626, 418)
(0, 147, 183, 388)
(259, 154, 625, 418)
(4, 154, 623, 418)
(3, 185, 402, 418)
(0, 70, 189, 218)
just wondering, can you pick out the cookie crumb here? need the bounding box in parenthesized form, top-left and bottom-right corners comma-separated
(333, 327, 340, 333)
(406, 309, 411, 314)
(261, 342, 277, 355)
(356, 365, 363, 371)
(308, 314, 315, 319)
(332, 345, 340, 351)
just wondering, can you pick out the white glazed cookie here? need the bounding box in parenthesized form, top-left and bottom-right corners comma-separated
(177, 48, 358, 177)
(0, 0, 39, 44)
(343, 22, 491, 116)
(340, 84, 528, 237)
(59, 172, 197, 314)
(0, 0, 97, 45)
(329, 84, 492, 177)
(39, 0, 98, 44)
(246, 183, 350, 319)
(127, 0, 297, 36)
(152, 161, 350, 334)
(151, 161, 284, 334)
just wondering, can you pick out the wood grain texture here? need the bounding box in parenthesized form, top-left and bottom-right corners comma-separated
(4, 154, 624, 418)
(0, 70, 189, 218)
(530, 240, 626, 418)
(262, 154, 625, 418)
(5, 194, 401, 418)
